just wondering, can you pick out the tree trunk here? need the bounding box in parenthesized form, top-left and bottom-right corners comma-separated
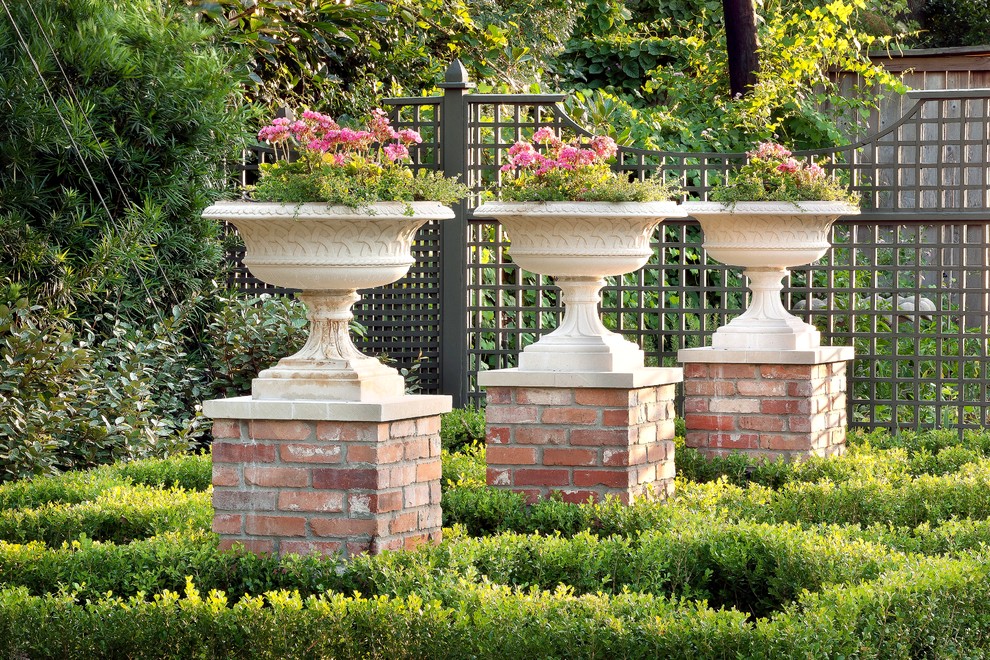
(723, 0, 760, 97)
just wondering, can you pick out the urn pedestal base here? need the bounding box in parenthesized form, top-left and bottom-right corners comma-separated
(479, 368, 682, 504)
(204, 395, 451, 559)
(710, 268, 822, 351)
(516, 275, 646, 372)
(678, 347, 853, 462)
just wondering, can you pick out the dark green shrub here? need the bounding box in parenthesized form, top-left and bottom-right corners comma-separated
(440, 407, 486, 452)
(201, 293, 308, 398)
(919, 0, 990, 47)
(0, 0, 248, 321)
(676, 447, 752, 485)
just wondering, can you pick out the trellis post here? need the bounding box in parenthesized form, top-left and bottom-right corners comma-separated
(438, 60, 474, 407)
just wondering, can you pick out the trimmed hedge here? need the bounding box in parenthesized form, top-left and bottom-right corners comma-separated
(445, 457, 990, 536)
(0, 521, 903, 617)
(5, 428, 990, 656)
(0, 485, 210, 545)
(0, 453, 210, 511)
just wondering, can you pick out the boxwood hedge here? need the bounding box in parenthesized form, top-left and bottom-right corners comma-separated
(4, 425, 990, 657)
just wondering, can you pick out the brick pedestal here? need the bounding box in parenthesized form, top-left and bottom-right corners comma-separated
(204, 396, 450, 558)
(478, 369, 682, 504)
(678, 347, 853, 461)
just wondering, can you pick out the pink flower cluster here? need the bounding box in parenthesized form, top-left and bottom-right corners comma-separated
(257, 108, 423, 165)
(748, 141, 826, 181)
(501, 128, 618, 178)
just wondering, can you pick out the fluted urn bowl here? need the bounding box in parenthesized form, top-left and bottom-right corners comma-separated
(684, 200, 860, 351)
(473, 201, 686, 372)
(202, 200, 454, 400)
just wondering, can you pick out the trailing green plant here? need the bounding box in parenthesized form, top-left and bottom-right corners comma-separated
(252, 109, 468, 205)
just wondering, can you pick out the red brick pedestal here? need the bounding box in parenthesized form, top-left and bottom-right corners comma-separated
(678, 347, 853, 461)
(478, 369, 682, 504)
(203, 396, 450, 558)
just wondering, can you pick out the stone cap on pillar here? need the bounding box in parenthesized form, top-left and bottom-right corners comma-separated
(677, 346, 855, 365)
(478, 366, 683, 389)
(203, 395, 452, 422)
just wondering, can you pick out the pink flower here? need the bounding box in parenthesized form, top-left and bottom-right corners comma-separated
(369, 108, 393, 142)
(589, 135, 617, 159)
(508, 141, 535, 157)
(751, 141, 792, 161)
(558, 145, 580, 164)
(258, 117, 292, 143)
(776, 158, 800, 174)
(396, 129, 423, 145)
(533, 126, 561, 146)
(806, 163, 825, 179)
(384, 142, 410, 162)
(509, 150, 538, 169)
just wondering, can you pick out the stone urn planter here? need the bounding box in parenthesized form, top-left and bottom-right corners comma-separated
(473, 201, 686, 372)
(684, 200, 860, 351)
(202, 200, 454, 400)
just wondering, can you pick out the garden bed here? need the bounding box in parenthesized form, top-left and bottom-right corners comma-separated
(3, 426, 990, 657)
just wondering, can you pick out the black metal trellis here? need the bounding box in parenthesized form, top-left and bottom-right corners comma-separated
(230, 63, 990, 434)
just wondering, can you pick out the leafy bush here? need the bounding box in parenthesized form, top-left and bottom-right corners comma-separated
(3, 555, 990, 658)
(201, 292, 309, 399)
(7, 432, 990, 655)
(442, 445, 486, 488)
(559, 0, 906, 152)
(0, 298, 198, 483)
(0, 0, 247, 321)
(919, 0, 990, 47)
(0, 454, 210, 511)
(440, 407, 486, 452)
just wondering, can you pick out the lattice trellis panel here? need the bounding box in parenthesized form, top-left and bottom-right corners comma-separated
(227, 85, 990, 431)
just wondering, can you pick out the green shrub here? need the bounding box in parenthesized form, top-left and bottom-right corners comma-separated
(755, 553, 990, 657)
(919, 0, 990, 47)
(441, 444, 486, 488)
(0, 299, 198, 482)
(201, 293, 308, 399)
(112, 454, 212, 492)
(3, 554, 990, 658)
(0, 0, 247, 320)
(440, 407, 486, 453)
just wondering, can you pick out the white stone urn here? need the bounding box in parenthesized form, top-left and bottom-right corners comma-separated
(684, 201, 860, 351)
(473, 201, 686, 372)
(201, 201, 454, 400)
